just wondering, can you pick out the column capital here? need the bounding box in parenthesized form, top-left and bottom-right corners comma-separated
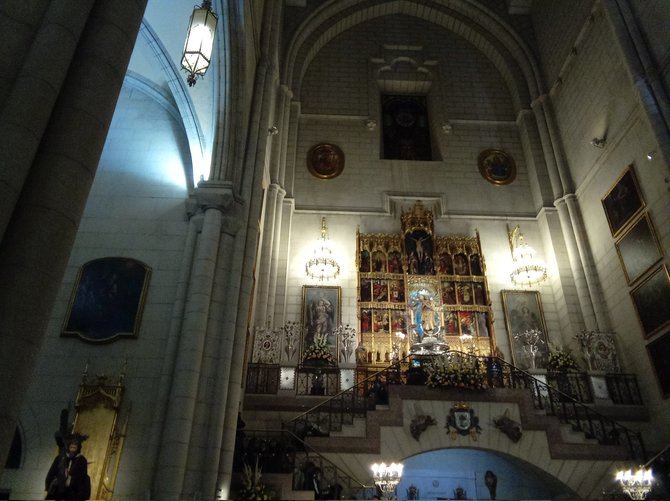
(187, 181, 234, 214)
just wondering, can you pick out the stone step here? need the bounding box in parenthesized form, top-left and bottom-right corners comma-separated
(331, 417, 367, 437)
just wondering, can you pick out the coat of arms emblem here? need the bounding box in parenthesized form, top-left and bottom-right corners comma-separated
(446, 402, 481, 440)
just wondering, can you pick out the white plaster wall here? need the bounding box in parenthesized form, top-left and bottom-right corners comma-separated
(1, 85, 191, 499)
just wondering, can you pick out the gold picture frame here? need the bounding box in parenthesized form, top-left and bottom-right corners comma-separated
(646, 332, 670, 398)
(615, 211, 663, 285)
(62, 257, 151, 343)
(300, 285, 342, 363)
(601, 165, 645, 237)
(501, 290, 549, 369)
(477, 148, 517, 185)
(306, 143, 345, 179)
(630, 264, 670, 339)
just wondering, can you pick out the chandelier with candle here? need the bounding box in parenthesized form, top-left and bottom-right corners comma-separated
(508, 224, 547, 287)
(305, 217, 340, 281)
(616, 468, 653, 500)
(371, 462, 403, 499)
(181, 1, 218, 87)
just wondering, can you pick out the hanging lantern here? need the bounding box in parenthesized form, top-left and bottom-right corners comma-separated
(508, 225, 547, 287)
(181, 0, 218, 87)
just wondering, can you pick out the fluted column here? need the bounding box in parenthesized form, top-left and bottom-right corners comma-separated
(0, 0, 95, 241)
(0, 0, 147, 468)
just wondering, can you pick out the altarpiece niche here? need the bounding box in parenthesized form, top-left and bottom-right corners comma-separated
(356, 201, 495, 366)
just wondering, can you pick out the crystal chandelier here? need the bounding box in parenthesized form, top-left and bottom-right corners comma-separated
(508, 225, 547, 287)
(371, 462, 403, 499)
(181, 0, 218, 87)
(305, 217, 340, 281)
(616, 468, 653, 500)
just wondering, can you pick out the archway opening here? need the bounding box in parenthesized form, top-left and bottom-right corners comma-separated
(397, 448, 577, 500)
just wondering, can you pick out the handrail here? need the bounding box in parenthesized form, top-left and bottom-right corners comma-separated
(285, 349, 646, 461)
(457, 351, 642, 436)
(282, 428, 371, 489)
(289, 353, 412, 423)
(644, 442, 670, 468)
(242, 428, 371, 490)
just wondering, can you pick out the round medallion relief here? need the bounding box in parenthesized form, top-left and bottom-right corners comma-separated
(307, 143, 345, 179)
(477, 148, 516, 185)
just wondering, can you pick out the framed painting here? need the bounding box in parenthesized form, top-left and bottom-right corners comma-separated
(630, 264, 670, 338)
(646, 332, 670, 397)
(306, 143, 345, 179)
(601, 165, 645, 236)
(477, 148, 516, 185)
(301, 285, 341, 365)
(615, 212, 663, 285)
(62, 257, 151, 342)
(501, 290, 549, 370)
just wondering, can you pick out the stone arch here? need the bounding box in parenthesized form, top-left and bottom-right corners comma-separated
(283, 0, 544, 110)
(397, 446, 579, 499)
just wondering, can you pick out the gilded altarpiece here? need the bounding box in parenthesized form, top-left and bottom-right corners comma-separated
(72, 370, 127, 500)
(357, 202, 495, 365)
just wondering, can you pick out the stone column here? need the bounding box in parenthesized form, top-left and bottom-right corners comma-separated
(0, 0, 147, 468)
(0, 0, 95, 241)
(273, 198, 294, 326)
(266, 186, 286, 323)
(253, 182, 280, 324)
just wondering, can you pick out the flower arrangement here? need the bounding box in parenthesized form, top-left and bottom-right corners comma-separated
(425, 355, 486, 390)
(238, 457, 274, 500)
(547, 344, 579, 372)
(303, 334, 336, 366)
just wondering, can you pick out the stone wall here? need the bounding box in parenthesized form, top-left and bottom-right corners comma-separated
(1, 85, 191, 499)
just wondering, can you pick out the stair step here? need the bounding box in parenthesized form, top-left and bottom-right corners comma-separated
(331, 417, 367, 437)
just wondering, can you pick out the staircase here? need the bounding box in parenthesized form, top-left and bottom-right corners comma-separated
(275, 352, 647, 499)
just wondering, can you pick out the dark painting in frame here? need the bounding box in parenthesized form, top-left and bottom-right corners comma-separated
(62, 257, 151, 342)
(646, 332, 670, 398)
(615, 212, 663, 285)
(630, 264, 670, 339)
(601, 165, 645, 236)
(301, 285, 341, 361)
(501, 290, 549, 370)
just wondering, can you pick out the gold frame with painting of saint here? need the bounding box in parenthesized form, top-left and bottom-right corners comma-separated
(300, 285, 341, 365)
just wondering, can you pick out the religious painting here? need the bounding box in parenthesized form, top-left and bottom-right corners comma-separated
(459, 312, 476, 336)
(301, 286, 341, 362)
(405, 229, 435, 275)
(501, 290, 549, 369)
(306, 143, 345, 179)
(62, 257, 151, 343)
(457, 283, 474, 305)
(453, 253, 469, 275)
(646, 332, 670, 397)
(388, 250, 403, 274)
(389, 279, 405, 302)
(438, 252, 453, 274)
(470, 254, 483, 275)
(476, 312, 489, 337)
(444, 311, 459, 335)
(360, 309, 372, 333)
(630, 265, 670, 338)
(477, 149, 517, 185)
(381, 94, 432, 161)
(615, 212, 663, 285)
(372, 250, 387, 272)
(441, 281, 456, 304)
(473, 282, 487, 305)
(372, 279, 388, 302)
(391, 310, 406, 332)
(601, 165, 645, 236)
(360, 279, 372, 302)
(359, 249, 370, 272)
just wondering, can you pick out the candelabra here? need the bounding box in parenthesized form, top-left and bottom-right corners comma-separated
(514, 329, 545, 369)
(371, 462, 403, 500)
